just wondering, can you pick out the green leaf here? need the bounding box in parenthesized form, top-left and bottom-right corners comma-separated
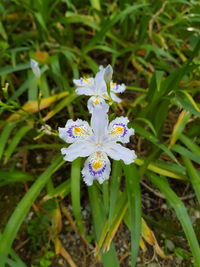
(0, 122, 17, 161)
(133, 123, 179, 164)
(172, 144, 200, 165)
(0, 170, 34, 186)
(124, 164, 141, 267)
(179, 134, 200, 157)
(71, 158, 85, 233)
(108, 161, 122, 227)
(88, 185, 120, 266)
(4, 125, 32, 164)
(148, 172, 200, 267)
(0, 154, 64, 267)
(182, 157, 200, 205)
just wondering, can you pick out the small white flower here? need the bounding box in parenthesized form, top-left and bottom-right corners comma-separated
(30, 59, 41, 78)
(58, 106, 136, 186)
(73, 65, 126, 113)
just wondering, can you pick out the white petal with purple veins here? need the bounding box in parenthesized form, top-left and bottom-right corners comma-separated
(61, 141, 95, 162)
(110, 82, 126, 93)
(87, 96, 109, 114)
(58, 119, 92, 143)
(82, 152, 111, 186)
(108, 116, 134, 143)
(73, 77, 94, 87)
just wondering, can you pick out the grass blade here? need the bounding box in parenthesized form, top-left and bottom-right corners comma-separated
(147, 172, 200, 267)
(179, 134, 200, 157)
(108, 161, 122, 226)
(4, 125, 32, 163)
(88, 185, 120, 267)
(0, 122, 17, 161)
(71, 158, 85, 233)
(0, 154, 64, 267)
(182, 156, 200, 205)
(124, 164, 141, 267)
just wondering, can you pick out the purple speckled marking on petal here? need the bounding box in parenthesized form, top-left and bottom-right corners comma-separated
(88, 163, 106, 176)
(115, 84, 119, 91)
(112, 123, 127, 137)
(67, 125, 83, 138)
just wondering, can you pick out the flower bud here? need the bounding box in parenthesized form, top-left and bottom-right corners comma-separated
(104, 64, 113, 85)
(30, 59, 41, 78)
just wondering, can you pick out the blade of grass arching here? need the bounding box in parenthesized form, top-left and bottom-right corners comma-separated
(174, 94, 200, 118)
(71, 158, 85, 233)
(0, 170, 34, 186)
(0, 63, 30, 75)
(179, 134, 200, 157)
(108, 161, 122, 227)
(124, 164, 141, 267)
(10, 77, 33, 101)
(10, 65, 49, 101)
(135, 158, 186, 180)
(0, 233, 27, 267)
(148, 159, 186, 177)
(169, 110, 191, 148)
(7, 91, 68, 122)
(0, 122, 17, 161)
(179, 90, 200, 112)
(4, 125, 32, 164)
(43, 180, 70, 202)
(7, 249, 27, 267)
(0, 154, 64, 267)
(84, 4, 146, 52)
(182, 157, 200, 205)
(133, 123, 179, 164)
(147, 172, 200, 267)
(88, 186, 119, 267)
(43, 94, 77, 121)
(172, 145, 200, 165)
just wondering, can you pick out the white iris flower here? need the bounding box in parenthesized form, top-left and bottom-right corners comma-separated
(73, 65, 126, 113)
(58, 106, 136, 186)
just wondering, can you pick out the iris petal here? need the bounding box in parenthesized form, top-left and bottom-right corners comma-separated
(104, 142, 137, 165)
(87, 96, 109, 114)
(61, 141, 95, 162)
(82, 152, 111, 186)
(58, 119, 92, 143)
(108, 117, 134, 143)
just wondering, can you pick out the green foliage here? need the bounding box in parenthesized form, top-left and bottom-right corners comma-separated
(0, 0, 200, 266)
(27, 214, 51, 252)
(31, 251, 55, 267)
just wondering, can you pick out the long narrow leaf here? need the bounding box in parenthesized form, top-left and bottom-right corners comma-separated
(0, 154, 64, 267)
(124, 164, 141, 267)
(71, 158, 85, 233)
(147, 172, 200, 267)
(182, 157, 200, 205)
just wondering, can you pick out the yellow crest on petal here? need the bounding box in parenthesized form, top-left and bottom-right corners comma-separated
(111, 126, 124, 135)
(93, 98, 100, 105)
